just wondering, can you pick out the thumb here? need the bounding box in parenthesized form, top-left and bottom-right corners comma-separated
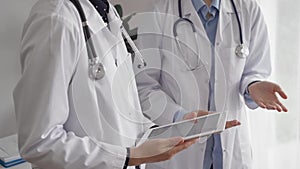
(165, 137, 184, 147)
(197, 110, 209, 117)
(183, 112, 197, 120)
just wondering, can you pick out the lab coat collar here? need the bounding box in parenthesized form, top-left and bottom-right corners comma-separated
(180, 0, 241, 44)
(221, 0, 241, 14)
(180, 0, 209, 41)
(192, 0, 221, 13)
(79, 0, 122, 34)
(80, 0, 107, 33)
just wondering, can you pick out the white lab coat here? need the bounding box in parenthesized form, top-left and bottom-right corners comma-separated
(135, 0, 271, 168)
(13, 0, 152, 169)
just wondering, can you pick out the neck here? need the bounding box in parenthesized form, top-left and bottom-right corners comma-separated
(203, 0, 212, 7)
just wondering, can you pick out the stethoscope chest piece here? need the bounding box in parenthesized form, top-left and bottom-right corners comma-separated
(89, 61, 106, 80)
(235, 43, 249, 58)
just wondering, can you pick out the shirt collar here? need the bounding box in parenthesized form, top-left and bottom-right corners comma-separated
(192, 0, 221, 12)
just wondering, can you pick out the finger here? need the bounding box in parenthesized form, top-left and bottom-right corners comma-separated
(225, 120, 241, 129)
(185, 137, 200, 143)
(181, 137, 200, 145)
(183, 112, 197, 120)
(268, 101, 282, 112)
(265, 103, 277, 110)
(273, 102, 282, 112)
(276, 100, 288, 112)
(171, 138, 198, 153)
(257, 102, 267, 109)
(274, 85, 288, 99)
(197, 110, 209, 117)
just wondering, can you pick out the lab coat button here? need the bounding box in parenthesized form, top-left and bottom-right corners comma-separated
(216, 42, 220, 46)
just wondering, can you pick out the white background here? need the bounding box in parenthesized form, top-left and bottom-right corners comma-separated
(0, 0, 299, 168)
(0, 0, 38, 138)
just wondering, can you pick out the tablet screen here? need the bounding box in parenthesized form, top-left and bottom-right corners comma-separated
(148, 113, 222, 140)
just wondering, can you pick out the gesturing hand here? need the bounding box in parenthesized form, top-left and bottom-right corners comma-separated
(248, 81, 288, 112)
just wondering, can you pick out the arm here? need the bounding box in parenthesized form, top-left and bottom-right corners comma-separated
(239, 1, 270, 108)
(14, 13, 129, 169)
(135, 7, 184, 125)
(240, 1, 271, 95)
(240, 1, 287, 112)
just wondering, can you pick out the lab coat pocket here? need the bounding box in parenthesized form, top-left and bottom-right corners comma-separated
(111, 52, 141, 119)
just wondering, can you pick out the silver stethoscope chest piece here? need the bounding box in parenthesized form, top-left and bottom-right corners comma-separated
(235, 43, 249, 58)
(89, 62, 106, 80)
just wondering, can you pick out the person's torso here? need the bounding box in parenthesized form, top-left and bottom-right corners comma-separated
(144, 0, 255, 168)
(42, 0, 149, 148)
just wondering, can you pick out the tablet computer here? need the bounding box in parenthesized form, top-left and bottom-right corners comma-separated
(137, 112, 226, 145)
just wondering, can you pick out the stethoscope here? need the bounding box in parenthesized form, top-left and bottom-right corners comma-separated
(70, 0, 146, 80)
(174, 0, 249, 71)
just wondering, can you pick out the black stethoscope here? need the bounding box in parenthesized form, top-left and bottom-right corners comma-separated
(70, 0, 146, 80)
(174, 0, 249, 71)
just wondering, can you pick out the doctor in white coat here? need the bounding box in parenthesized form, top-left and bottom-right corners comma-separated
(135, 0, 288, 168)
(12, 0, 200, 169)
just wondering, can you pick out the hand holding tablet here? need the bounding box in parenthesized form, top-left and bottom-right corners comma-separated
(137, 112, 240, 145)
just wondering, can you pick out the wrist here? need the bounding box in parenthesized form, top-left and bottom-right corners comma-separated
(128, 147, 144, 166)
(247, 81, 260, 94)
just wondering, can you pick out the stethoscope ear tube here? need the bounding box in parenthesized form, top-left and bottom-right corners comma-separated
(70, 0, 98, 61)
(121, 26, 147, 69)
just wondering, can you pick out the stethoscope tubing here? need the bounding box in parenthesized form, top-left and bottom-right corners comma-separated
(70, 0, 146, 80)
(230, 0, 244, 44)
(176, 0, 243, 44)
(174, 0, 247, 67)
(70, 0, 97, 62)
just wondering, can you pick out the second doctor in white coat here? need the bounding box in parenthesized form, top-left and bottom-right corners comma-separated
(13, 0, 200, 169)
(135, 0, 288, 168)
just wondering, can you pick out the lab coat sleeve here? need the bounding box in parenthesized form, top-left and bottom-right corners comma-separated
(13, 13, 126, 169)
(135, 7, 184, 125)
(240, 1, 272, 109)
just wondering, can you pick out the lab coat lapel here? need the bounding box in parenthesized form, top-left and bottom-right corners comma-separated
(180, 0, 208, 40)
(80, 0, 123, 63)
(80, 0, 107, 34)
(180, 0, 211, 73)
(216, 0, 241, 42)
(80, 0, 122, 44)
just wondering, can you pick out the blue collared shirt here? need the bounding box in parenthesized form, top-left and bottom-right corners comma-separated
(192, 0, 222, 169)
